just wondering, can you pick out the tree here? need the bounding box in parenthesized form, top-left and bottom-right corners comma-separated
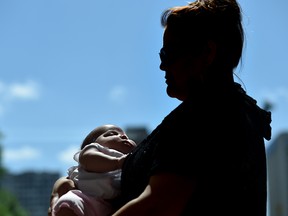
(0, 189, 29, 216)
(0, 131, 29, 216)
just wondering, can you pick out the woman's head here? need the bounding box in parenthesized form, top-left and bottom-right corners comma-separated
(81, 124, 136, 154)
(159, 0, 244, 100)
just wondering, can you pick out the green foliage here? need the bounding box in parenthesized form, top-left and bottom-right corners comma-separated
(0, 131, 28, 216)
(0, 189, 29, 216)
(0, 166, 7, 178)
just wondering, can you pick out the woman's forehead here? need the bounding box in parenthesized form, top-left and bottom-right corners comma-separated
(163, 27, 187, 48)
(163, 27, 174, 44)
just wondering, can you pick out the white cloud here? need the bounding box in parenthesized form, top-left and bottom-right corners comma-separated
(3, 146, 41, 161)
(0, 80, 40, 116)
(108, 85, 127, 103)
(8, 80, 40, 100)
(0, 80, 40, 101)
(58, 145, 79, 164)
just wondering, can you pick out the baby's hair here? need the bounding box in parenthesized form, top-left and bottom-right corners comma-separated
(80, 124, 119, 149)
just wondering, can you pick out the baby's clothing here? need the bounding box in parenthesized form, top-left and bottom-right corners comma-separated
(52, 143, 124, 216)
(53, 190, 113, 216)
(69, 143, 124, 199)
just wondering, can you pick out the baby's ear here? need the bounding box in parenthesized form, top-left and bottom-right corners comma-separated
(205, 40, 217, 65)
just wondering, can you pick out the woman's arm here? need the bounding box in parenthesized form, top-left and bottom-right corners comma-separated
(79, 144, 126, 173)
(112, 173, 196, 216)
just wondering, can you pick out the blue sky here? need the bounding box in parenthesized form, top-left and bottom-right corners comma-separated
(1, 0, 288, 176)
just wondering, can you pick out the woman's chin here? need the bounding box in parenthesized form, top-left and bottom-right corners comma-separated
(166, 89, 185, 101)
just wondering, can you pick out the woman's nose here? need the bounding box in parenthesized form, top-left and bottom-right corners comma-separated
(160, 61, 167, 71)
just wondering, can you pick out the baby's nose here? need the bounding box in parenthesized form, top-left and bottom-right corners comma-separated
(120, 134, 128, 139)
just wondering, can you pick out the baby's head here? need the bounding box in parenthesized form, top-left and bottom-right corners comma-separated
(81, 124, 136, 154)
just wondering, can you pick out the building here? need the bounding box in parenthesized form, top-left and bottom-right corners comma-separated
(126, 126, 149, 145)
(1, 171, 60, 216)
(266, 132, 288, 216)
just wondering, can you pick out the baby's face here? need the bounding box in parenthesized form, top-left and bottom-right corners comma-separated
(95, 126, 136, 154)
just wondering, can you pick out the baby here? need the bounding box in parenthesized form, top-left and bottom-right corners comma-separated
(49, 124, 136, 216)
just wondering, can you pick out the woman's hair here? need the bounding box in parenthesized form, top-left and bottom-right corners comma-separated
(161, 0, 244, 71)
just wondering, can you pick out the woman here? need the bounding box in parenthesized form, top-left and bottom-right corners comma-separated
(112, 0, 271, 215)
(49, 0, 272, 215)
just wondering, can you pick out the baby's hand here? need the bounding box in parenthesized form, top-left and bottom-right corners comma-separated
(48, 177, 76, 216)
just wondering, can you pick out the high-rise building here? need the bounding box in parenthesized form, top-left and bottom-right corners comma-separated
(126, 126, 149, 145)
(1, 171, 60, 216)
(266, 132, 288, 216)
